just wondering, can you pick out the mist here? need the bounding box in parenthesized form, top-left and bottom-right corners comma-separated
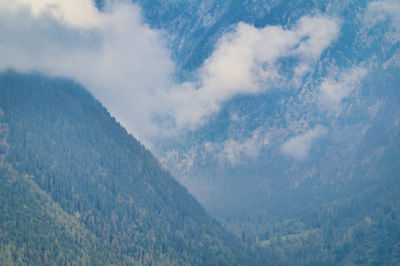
(0, 0, 340, 147)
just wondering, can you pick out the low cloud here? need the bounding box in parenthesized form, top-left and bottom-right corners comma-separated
(167, 16, 340, 129)
(0, 0, 174, 144)
(366, 0, 400, 31)
(318, 66, 367, 112)
(364, 0, 400, 46)
(281, 125, 327, 160)
(0, 0, 100, 28)
(218, 128, 268, 166)
(0, 0, 340, 145)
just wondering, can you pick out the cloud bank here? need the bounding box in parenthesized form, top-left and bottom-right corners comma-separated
(0, 0, 340, 145)
(0, 0, 174, 144)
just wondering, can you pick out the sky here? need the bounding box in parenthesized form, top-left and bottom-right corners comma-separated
(0, 0, 396, 161)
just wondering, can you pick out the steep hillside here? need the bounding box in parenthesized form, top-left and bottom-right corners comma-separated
(0, 163, 135, 265)
(0, 70, 254, 265)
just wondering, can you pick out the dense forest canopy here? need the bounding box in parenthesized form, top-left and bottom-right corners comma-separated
(0, 71, 260, 265)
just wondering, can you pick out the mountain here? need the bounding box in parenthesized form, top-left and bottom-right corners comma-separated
(0, 70, 256, 265)
(103, 0, 400, 264)
(0, 163, 136, 265)
(126, 0, 365, 73)
(1, 0, 399, 264)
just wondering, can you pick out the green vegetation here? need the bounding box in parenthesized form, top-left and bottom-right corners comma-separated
(260, 228, 320, 247)
(0, 163, 134, 265)
(234, 169, 400, 265)
(1, 68, 398, 265)
(0, 71, 256, 265)
(257, 192, 400, 265)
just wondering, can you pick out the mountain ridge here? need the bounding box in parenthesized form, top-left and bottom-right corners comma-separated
(0, 70, 258, 265)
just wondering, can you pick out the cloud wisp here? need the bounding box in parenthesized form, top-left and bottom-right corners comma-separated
(281, 125, 327, 160)
(318, 66, 367, 113)
(0, 0, 340, 146)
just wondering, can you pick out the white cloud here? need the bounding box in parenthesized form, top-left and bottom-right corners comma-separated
(318, 66, 367, 112)
(0, 0, 100, 28)
(0, 0, 340, 145)
(0, 0, 174, 144)
(292, 16, 342, 59)
(166, 16, 340, 129)
(218, 129, 268, 166)
(366, 0, 400, 31)
(281, 125, 327, 160)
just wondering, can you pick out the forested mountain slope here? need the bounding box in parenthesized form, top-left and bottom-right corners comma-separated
(0, 163, 135, 265)
(0, 70, 254, 265)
